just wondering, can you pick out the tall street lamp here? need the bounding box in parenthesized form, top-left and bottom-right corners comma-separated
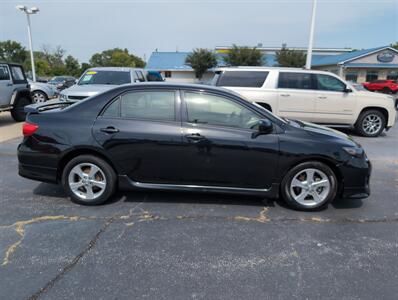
(305, 0, 317, 69)
(16, 5, 39, 82)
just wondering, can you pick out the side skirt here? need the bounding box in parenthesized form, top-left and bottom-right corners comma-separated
(118, 175, 279, 198)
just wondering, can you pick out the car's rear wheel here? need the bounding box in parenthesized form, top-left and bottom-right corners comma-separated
(31, 90, 48, 103)
(10, 96, 31, 122)
(62, 155, 117, 205)
(355, 110, 385, 137)
(281, 162, 337, 211)
(382, 87, 392, 94)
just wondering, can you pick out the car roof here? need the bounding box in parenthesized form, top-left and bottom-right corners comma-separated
(214, 66, 337, 75)
(87, 67, 144, 72)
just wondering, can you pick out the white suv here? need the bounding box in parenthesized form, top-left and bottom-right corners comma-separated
(213, 67, 396, 137)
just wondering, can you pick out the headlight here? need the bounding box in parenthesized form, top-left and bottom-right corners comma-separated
(343, 146, 364, 157)
(59, 94, 67, 101)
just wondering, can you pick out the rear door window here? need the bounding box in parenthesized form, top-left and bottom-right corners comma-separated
(0, 66, 10, 81)
(216, 71, 269, 88)
(120, 91, 176, 121)
(278, 72, 313, 90)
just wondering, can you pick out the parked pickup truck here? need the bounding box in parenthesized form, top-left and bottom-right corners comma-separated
(213, 67, 397, 137)
(0, 62, 32, 121)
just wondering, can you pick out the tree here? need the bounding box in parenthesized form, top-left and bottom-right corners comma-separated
(185, 48, 217, 79)
(223, 44, 264, 66)
(0, 40, 27, 63)
(276, 46, 306, 67)
(391, 42, 398, 51)
(89, 48, 145, 68)
(65, 55, 81, 77)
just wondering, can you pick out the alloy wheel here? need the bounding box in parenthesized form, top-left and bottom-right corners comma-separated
(32, 92, 47, 103)
(68, 163, 107, 201)
(289, 168, 331, 207)
(362, 114, 382, 135)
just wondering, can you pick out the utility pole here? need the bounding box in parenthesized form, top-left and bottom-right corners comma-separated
(305, 0, 317, 69)
(16, 5, 40, 81)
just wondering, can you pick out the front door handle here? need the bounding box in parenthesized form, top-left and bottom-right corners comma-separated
(280, 94, 290, 97)
(317, 96, 327, 99)
(185, 133, 205, 142)
(100, 126, 119, 134)
(6, 83, 12, 86)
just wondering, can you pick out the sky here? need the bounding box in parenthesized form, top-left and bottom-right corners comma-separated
(0, 0, 397, 63)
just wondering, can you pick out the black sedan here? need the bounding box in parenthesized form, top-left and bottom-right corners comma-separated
(18, 83, 371, 211)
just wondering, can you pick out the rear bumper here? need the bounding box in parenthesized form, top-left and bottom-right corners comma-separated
(19, 163, 57, 184)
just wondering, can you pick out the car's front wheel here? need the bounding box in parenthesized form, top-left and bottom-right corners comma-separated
(281, 162, 337, 211)
(62, 155, 117, 205)
(355, 110, 386, 137)
(31, 90, 48, 103)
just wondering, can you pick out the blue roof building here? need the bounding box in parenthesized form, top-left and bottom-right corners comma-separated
(146, 46, 398, 83)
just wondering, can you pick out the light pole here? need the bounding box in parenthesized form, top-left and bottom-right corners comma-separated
(305, 0, 317, 69)
(16, 5, 39, 82)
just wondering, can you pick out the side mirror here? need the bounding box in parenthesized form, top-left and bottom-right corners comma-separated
(344, 87, 353, 93)
(252, 119, 273, 138)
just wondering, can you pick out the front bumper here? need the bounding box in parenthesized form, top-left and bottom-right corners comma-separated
(340, 157, 371, 199)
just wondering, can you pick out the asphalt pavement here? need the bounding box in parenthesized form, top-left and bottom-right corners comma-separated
(0, 117, 397, 299)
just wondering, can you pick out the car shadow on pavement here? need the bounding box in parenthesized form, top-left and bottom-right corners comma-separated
(119, 190, 272, 207)
(33, 182, 66, 198)
(33, 183, 362, 210)
(331, 197, 364, 209)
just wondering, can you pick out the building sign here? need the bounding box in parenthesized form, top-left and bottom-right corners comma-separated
(377, 51, 395, 63)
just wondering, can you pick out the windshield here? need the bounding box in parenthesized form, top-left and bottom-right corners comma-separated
(352, 83, 367, 91)
(78, 70, 131, 85)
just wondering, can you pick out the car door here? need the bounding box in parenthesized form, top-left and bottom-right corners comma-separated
(92, 89, 184, 184)
(312, 74, 356, 124)
(276, 72, 316, 122)
(0, 65, 13, 106)
(179, 90, 279, 189)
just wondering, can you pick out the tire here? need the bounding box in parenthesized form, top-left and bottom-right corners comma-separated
(355, 109, 386, 137)
(62, 155, 117, 205)
(31, 90, 48, 103)
(10, 96, 31, 122)
(280, 161, 337, 211)
(382, 87, 392, 94)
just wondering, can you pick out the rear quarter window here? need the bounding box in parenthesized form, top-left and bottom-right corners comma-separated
(216, 71, 269, 88)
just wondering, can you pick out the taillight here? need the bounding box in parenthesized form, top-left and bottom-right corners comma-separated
(22, 122, 39, 137)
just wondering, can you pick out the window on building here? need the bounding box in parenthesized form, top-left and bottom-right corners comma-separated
(184, 92, 260, 129)
(165, 71, 172, 78)
(117, 91, 176, 121)
(278, 72, 313, 90)
(216, 71, 269, 88)
(387, 71, 398, 81)
(366, 71, 378, 82)
(345, 71, 358, 83)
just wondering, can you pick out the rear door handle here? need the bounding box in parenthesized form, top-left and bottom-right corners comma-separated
(100, 126, 119, 134)
(185, 133, 205, 142)
(317, 96, 327, 99)
(280, 94, 290, 97)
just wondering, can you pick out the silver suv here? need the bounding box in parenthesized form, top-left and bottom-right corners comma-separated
(0, 63, 32, 121)
(59, 67, 147, 102)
